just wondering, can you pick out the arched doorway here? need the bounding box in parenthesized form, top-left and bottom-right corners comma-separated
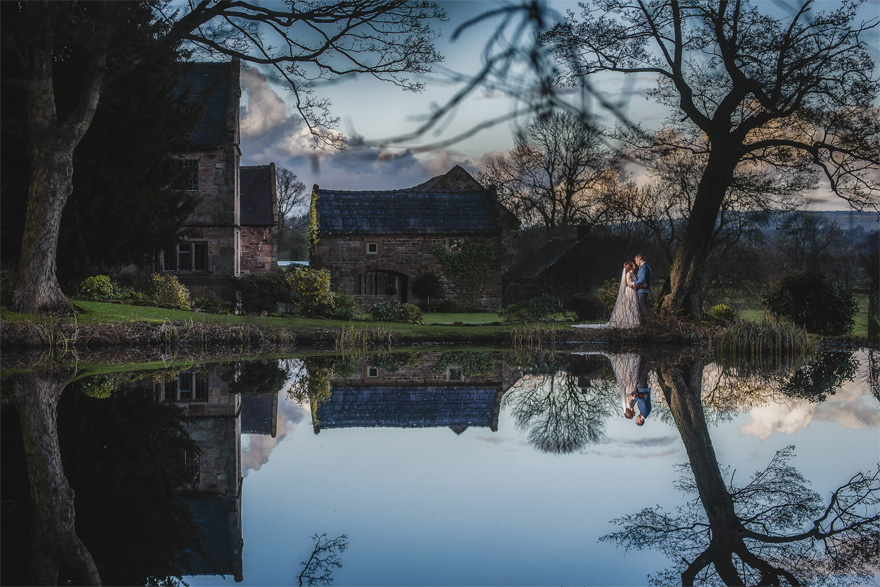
(356, 270, 409, 302)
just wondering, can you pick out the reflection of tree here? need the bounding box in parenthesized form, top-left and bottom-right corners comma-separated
(777, 351, 859, 403)
(298, 533, 349, 587)
(229, 359, 289, 396)
(2, 370, 206, 585)
(4, 370, 101, 585)
(57, 380, 204, 585)
(503, 371, 616, 454)
(602, 359, 880, 586)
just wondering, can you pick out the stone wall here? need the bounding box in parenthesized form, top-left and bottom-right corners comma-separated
(240, 226, 276, 274)
(314, 234, 504, 310)
(182, 145, 239, 226)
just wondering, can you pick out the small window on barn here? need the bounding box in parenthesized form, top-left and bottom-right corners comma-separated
(446, 367, 463, 382)
(174, 159, 199, 191)
(366, 242, 379, 255)
(446, 238, 463, 252)
(367, 366, 379, 378)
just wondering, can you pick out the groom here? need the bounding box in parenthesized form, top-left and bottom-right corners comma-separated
(632, 253, 652, 322)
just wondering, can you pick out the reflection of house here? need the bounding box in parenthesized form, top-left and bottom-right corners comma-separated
(312, 352, 519, 434)
(121, 60, 277, 297)
(310, 166, 519, 310)
(240, 394, 279, 436)
(157, 369, 243, 581)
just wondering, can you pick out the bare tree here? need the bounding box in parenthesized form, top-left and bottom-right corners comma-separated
(544, 0, 880, 318)
(480, 112, 619, 231)
(276, 167, 308, 236)
(3, 0, 444, 314)
(298, 533, 349, 587)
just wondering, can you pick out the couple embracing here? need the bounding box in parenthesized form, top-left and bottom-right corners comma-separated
(576, 254, 651, 329)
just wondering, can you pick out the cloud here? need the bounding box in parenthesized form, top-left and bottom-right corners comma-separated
(239, 65, 488, 191)
(242, 392, 307, 476)
(739, 381, 880, 441)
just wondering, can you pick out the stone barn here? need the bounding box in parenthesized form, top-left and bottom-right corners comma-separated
(309, 166, 519, 310)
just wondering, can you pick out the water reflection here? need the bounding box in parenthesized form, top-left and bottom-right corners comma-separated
(1, 348, 877, 585)
(603, 355, 880, 586)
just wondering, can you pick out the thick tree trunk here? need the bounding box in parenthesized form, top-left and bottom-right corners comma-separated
(9, 371, 103, 586)
(13, 147, 76, 314)
(11, 4, 105, 315)
(661, 147, 738, 319)
(657, 360, 745, 586)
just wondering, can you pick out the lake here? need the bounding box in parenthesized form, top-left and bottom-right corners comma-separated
(2, 348, 878, 586)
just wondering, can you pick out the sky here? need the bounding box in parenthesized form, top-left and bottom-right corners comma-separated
(238, 0, 880, 212)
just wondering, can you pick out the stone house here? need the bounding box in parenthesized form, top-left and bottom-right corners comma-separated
(122, 59, 277, 297)
(309, 166, 519, 310)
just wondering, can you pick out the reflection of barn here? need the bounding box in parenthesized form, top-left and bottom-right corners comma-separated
(312, 352, 519, 434)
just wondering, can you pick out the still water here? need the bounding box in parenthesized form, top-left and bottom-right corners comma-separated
(2, 348, 878, 586)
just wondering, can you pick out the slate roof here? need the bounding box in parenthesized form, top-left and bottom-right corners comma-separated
(314, 385, 501, 430)
(240, 165, 276, 226)
(316, 165, 502, 235)
(505, 237, 581, 281)
(176, 62, 234, 146)
(240, 395, 278, 436)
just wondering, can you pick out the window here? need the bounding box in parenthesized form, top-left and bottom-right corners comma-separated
(446, 238, 463, 252)
(184, 450, 200, 485)
(174, 159, 199, 191)
(366, 242, 379, 255)
(446, 367, 463, 381)
(160, 372, 209, 402)
(367, 366, 379, 378)
(161, 242, 208, 272)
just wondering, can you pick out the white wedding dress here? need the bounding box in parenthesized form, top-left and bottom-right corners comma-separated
(573, 268, 641, 329)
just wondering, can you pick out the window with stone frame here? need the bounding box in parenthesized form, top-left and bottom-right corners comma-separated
(366, 242, 379, 255)
(161, 242, 208, 272)
(446, 367, 463, 381)
(159, 371, 210, 402)
(174, 158, 199, 191)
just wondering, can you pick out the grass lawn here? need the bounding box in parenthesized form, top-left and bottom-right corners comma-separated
(422, 312, 502, 324)
(1, 300, 521, 342)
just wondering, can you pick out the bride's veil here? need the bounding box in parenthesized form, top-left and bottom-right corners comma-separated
(607, 268, 628, 326)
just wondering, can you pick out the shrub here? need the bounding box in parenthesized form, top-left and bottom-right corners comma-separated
(194, 297, 230, 314)
(331, 290, 364, 320)
(761, 271, 857, 336)
(231, 273, 290, 314)
(286, 268, 335, 316)
(369, 299, 422, 323)
(384, 284, 398, 296)
(500, 294, 570, 323)
(596, 277, 620, 316)
(153, 274, 191, 309)
(78, 275, 122, 300)
(566, 293, 604, 321)
(708, 303, 737, 322)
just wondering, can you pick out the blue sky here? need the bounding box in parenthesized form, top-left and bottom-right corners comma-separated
(239, 0, 880, 210)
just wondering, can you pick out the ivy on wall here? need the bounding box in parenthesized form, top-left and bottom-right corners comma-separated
(432, 351, 496, 377)
(308, 188, 320, 263)
(431, 240, 496, 310)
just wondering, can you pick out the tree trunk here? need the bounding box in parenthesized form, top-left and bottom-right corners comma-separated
(657, 360, 745, 586)
(11, 4, 105, 315)
(9, 371, 103, 586)
(661, 147, 738, 319)
(13, 147, 77, 314)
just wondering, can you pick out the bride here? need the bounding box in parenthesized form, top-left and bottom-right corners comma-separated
(574, 261, 641, 329)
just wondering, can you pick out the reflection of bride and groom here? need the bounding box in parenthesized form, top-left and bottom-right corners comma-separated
(574, 254, 652, 329)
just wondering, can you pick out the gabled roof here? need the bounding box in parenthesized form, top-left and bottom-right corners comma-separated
(315, 166, 500, 235)
(176, 61, 235, 146)
(240, 164, 276, 226)
(505, 237, 581, 281)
